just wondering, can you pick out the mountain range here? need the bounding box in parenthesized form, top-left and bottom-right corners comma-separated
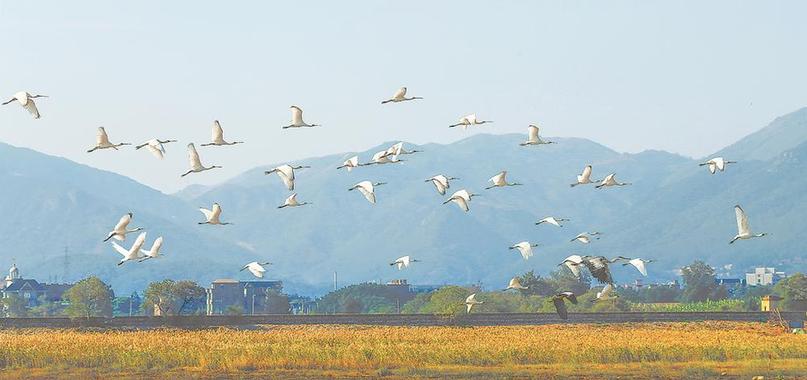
(2, 108, 806, 296)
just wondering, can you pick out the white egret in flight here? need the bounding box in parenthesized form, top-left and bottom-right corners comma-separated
(111, 232, 147, 266)
(730, 205, 767, 244)
(349, 181, 386, 204)
(181, 143, 222, 177)
(443, 189, 478, 212)
(87, 127, 130, 152)
(570, 165, 598, 187)
(449, 114, 492, 129)
(278, 193, 311, 209)
(390, 255, 420, 270)
(337, 156, 360, 171)
(103, 213, 143, 242)
(509, 241, 538, 260)
(138, 236, 165, 262)
(135, 138, 177, 159)
(381, 87, 422, 104)
(265, 164, 309, 191)
(535, 217, 569, 227)
(282, 106, 320, 129)
(699, 157, 736, 174)
(595, 173, 631, 189)
(201, 120, 243, 146)
(2, 91, 47, 119)
(486, 171, 522, 189)
(199, 203, 231, 225)
(520, 125, 554, 146)
(465, 293, 483, 313)
(425, 174, 458, 195)
(241, 261, 272, 278)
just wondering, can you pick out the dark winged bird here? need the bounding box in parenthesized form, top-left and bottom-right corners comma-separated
(552, 292, 578, 320)
(575, 255, 616, 285)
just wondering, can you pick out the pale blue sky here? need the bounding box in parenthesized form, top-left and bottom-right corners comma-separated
(1, 1, 806, 192)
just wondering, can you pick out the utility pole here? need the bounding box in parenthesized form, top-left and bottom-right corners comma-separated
(333, 271, 338, 291)
(62, 246, 70, 283)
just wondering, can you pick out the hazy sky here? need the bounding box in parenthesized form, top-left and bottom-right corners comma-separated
(1, 1, 806, 193)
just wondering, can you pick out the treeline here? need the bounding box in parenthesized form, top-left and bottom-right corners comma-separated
(314, 261, 807, 314)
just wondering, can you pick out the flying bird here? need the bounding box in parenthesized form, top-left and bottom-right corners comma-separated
(699, 157, 736, 174)
(503, 277, 528, 291)
(201, 120, 243, 146)
(730, 205, 767, 244)
(386, 142, 421, 156)
(552, 292, 578, 320)
(570, 232, 602, 244)
(576, 256, 615, 285)
(509, 241, 538, 260)
(87, 127, 131, 153)
(138, 236, 165, 262)
(241, 261, 272, 278)
(265, 164, 309, 191)
(617, 257, 654, 276)
(520, 125, 554, 146)
(390, 255, 420, 270)
(103, 213, 143, 242)
(535, 217, 569, 227)
(282, 106, 319, 129)
(135, 138, 177, 159)
(364, 149, 404, 165)
(595, 173, 631, 189)
(278, 193, 311, 209)
(199, 203, 231, 225)
(337, 156, 360, 172)
(465, 293, 483, 313)
(570, 165, 598, 187)
(559, 255, 584, 278)
(110, 232, 147, 266)
(2, 91, 47, 119)
(443, 189, 477, 212)
(449, 114, 492, 129)
(597, 284, 618, 300)
(381, 87, 422, 104)
(349, 181, 386, 204)
(486, 171, 522, 189)
(181, 143, 222, 177)
(425, 174, 458, 195)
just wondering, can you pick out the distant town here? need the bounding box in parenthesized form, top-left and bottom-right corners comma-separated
(1, 260, 804, 318)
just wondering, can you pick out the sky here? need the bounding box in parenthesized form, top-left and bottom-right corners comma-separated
(1, 1, 806, 193)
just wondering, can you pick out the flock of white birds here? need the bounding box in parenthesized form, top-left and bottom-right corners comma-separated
(3, 87, 767, 318)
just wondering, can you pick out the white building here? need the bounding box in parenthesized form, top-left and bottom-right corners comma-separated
(745, 267, 786, 286)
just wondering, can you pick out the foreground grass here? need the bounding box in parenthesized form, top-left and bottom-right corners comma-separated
(0, 322, 805, 378)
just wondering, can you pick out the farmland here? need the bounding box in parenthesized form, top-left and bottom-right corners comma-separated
(0, 321, 805, 378)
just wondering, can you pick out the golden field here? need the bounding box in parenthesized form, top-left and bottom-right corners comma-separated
(0, 322, 805, 379)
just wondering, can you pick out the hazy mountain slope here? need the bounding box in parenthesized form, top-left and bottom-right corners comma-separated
(715, 107, 807, 162)
(0, 143, 255, 294)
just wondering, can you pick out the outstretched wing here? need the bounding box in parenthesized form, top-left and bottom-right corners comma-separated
(735, 205, 750, 235)
(97, 127, 111, 145)
(110, 242, 129, 257)
(113, 213, 131, 231)
(23, 98, 41, 119)
(553, 297, 568, 320)
(199, 208, 214, 220)
(528, 125, 539, 141)
(393, 87, 406, 99)
(212, 120, 224, 142)
(146, 141, 165, 159)
(187, 144, 202, 169)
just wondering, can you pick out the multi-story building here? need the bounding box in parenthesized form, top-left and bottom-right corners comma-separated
(205, 279, 283, 315)
(0, 264, 71, 307)
(745, 267, 787, 286)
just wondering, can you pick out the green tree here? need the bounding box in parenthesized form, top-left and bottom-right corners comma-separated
(419, 286, 470, 315)
(143, 279, 206, 316)
(1, 294, 29, 317)
(264, 289, 290, 314)
(681, 261, 726, 302)
(29, 296, 61, 317)
(401, 293, 431, 313)
(224, 304, 243, 315)
(342, 297, 363, 313)
(774, 273, 807, 311)
(63, 277, 114, 318)
(516, 271, 556, 296)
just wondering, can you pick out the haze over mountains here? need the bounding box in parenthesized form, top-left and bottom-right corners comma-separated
(2, 108, 806, 295)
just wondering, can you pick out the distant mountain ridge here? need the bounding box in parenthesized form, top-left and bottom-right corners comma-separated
(1, 107, 806, 295)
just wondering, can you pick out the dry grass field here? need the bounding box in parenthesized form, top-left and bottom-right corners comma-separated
(0, 322, 805, 379)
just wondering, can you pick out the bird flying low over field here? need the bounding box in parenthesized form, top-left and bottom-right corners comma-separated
(265, 164, 309, 191)
(503, 277, 528, 291)
(103, 213, 143, 242)
(465, 293, 483, 313)
(282, 106, 320, 129)
(699, 157, 736, 174)
(87, 127, 130, 153)
(616, 256, 654, 276)
(181, 143, 221, 177)
(2, 91, 47, 119)
(135, 138, 177, 159)
(201, 120, 243, 146)
(111, 232, 147, 266)
(596, 284, 618, 300)
(241, 261, 272, 278)
(574, 255, 616, 285)
(449, 114, 492, 129)
(381, 87, 422, 104)
(390, 255, 420, 270)
(730, 205, 767, 244)
(552, 292, 578, 320)
(559, 255, 584, 278)
(199, 203, 231, 225)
